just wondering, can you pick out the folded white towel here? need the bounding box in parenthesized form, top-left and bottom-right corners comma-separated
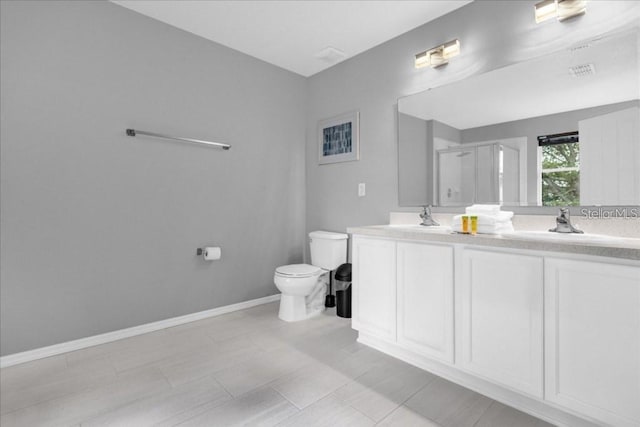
(465, 204, 502, 215)
(453, 212, 514, 226)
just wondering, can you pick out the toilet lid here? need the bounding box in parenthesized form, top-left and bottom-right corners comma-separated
(276, 264, 323, 278)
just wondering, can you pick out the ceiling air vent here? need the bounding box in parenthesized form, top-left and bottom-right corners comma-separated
(568, 63, 596, 77)
(568, 43, 591, 52)
(315, 46, 346, 64)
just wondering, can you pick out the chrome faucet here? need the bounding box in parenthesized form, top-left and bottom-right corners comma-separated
(549, 207, 583, 234)
(420, 205, 440, 226)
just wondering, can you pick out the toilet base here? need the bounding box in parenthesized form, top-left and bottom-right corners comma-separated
(278, 294, 325, 322)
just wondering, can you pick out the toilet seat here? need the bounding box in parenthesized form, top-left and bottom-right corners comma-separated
(275, 264, 323, 278)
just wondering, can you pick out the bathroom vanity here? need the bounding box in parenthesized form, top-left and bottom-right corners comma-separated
(347, 226, 640, 427)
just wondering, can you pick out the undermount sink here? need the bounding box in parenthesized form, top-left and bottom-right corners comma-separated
(508, 230, 626, 244)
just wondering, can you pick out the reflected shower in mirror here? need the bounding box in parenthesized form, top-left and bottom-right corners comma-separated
(398, 27, 640, 208)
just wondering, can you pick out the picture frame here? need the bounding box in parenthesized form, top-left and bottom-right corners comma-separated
(318, 110, 359, 165)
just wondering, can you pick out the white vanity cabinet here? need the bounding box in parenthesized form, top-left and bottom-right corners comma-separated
(397, 241, 454, 363)
(545, 258, 640, 427)
(352, 236, 397, 342)
(458, 249, 544, 398)
(350, 228, 640, 427)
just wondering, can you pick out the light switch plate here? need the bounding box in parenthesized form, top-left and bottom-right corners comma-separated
(358, 183, 366, 197)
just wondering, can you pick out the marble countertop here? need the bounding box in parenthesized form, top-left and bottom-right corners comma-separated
(347, 225, 640, 261)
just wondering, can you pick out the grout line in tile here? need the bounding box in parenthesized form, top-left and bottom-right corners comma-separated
(211, 375, 233, 399)
(471, 399, 497, 427)
(374, 408, 396, 426)
(270, 386, 305, 411)
(347, 401, 378, 424)
(166, 398, 227, 427)
(157, 368, 175, 389)
(398, 373, 437, 407)
(152, 380, 236, 427)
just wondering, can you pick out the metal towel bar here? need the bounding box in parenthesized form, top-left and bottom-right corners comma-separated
(126, 129, 230, 150)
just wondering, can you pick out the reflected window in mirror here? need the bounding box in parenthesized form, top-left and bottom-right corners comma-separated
(538, 132, 580, 206)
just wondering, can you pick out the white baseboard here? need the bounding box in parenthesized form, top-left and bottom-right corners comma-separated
(0, 294, 281, 369)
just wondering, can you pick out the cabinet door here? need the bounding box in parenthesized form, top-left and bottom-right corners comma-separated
(545, 258, 640, 427)
(397, 241, 454, 363)
(458, 249, 543, 397)
(352, 236, 396, 342)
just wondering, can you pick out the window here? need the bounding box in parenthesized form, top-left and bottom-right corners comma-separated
(538, 132, 579, 206)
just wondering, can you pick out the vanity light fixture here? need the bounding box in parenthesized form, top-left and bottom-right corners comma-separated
(535, 0, 586, 23)
(415, 39, 460, 69)
(534, 0, 557, 23)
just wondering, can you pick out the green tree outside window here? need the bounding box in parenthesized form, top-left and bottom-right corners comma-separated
(541, 142, 579, 206)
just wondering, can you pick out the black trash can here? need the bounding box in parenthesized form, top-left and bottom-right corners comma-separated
(334, 263, 352, 318)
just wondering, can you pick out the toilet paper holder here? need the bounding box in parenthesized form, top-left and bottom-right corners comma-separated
(196, 248, 204, 256)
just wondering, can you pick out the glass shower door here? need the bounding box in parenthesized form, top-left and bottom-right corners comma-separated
(437, 147, 475, 206)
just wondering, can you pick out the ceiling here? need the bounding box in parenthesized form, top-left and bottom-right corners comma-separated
(111, 0, 472, 77)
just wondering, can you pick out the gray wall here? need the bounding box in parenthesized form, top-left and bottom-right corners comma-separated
(433, 120, 462, 145)
(305, 0, 640, 237)
(0, 1, 306, 356)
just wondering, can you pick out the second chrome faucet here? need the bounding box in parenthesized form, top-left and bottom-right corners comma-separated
(549, 207, 584, 233)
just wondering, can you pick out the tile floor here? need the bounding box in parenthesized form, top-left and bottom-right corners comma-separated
(0, 302, 554, 426)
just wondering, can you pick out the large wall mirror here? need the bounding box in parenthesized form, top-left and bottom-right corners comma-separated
(398, 27, 640, 209)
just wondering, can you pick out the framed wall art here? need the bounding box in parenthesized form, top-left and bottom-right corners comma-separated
(318, 110, 359, 165)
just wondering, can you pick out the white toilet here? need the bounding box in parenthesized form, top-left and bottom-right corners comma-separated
(274, 231, 348, 322)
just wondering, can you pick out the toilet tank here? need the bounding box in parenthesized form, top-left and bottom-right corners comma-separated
(309, 231, 348, 271)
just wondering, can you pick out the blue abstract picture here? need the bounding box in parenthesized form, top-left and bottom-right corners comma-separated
(318, 111, 359, 164)
(323, 122, 352, 156)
